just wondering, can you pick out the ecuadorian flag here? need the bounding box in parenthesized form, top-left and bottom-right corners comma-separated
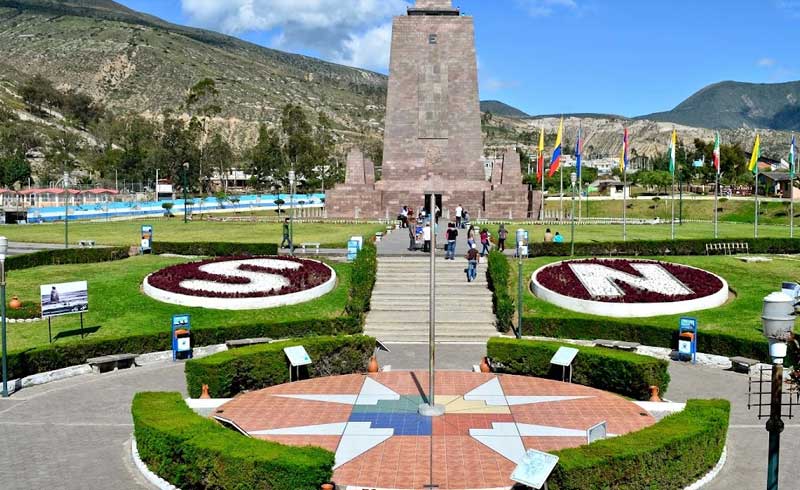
(547, 119, 564, 177)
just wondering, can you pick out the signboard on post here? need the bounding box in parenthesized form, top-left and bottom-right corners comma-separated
(171, 314, 192, 361)
(587, 421, 608, 444)
(510, 449, 559, 489)
(550, 346, 579, 383)
(678, 317, 698, 364)
(141, 225, 153, 254)
(40, 281, 88, 318)
(284, 345, 312, 382)
(347, 235, 364, 262)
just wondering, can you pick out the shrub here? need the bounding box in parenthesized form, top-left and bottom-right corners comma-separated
(549, 400, 730, 490)
(521, 315, 770, 362)
(185, 335, 375, 398)
(488, 250, 514, 333)
(487, 337, 669, 400)
(133, 392, 333, 490)
(7, 247, 130, 271)
(530, 237, 800, 257)
(152, 242, 279, 256)
(346, 242, 377, 318)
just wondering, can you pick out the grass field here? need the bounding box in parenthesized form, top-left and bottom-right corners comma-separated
(562, 198, 799, 225)
(5, 255, 351, 352)
(512, 255, 800, 348)
(1, 220, 386, 248)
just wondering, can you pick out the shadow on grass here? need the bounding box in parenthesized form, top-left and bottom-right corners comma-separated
(53, 325, 101, 341)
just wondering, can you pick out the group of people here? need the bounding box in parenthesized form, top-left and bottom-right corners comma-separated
(543, 228, 565, 243)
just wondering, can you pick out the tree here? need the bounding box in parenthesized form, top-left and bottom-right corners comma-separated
(19, 75, 60, 115)
(62, 89, 104, 130)
(161, 202, 174, 217)
(204, 133, 234, 192)
(185, 78, 222, 192)
(248, 125, 286, 191)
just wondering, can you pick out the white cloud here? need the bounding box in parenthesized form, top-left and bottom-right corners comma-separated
(515, 0, 577, 17)
(757, 57, 777, 67)
(180, 0, 409, 70)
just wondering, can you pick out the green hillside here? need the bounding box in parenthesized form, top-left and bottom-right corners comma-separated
(480, 100, 529, 118)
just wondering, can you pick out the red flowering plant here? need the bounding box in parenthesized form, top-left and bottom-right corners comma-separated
(147, 256, 332, 299)
(535, 258, 724, 304)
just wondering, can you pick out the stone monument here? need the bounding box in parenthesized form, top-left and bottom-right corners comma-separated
(326, 0, 532, 219)
(485, 148, 537, 220)
(324, 148, 381, 219)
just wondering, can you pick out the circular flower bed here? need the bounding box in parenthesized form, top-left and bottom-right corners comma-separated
(143, 256, 336, 310)
(532, 258, 729, 318)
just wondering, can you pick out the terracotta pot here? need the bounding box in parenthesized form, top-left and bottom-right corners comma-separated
(367, 356, 380, 373)
(200, 384, 211, 399)
(649, 385, 661, 402)
(479, 357, 491, 373)
(321, 484, 335, 490)
(9, 296, 22, 310)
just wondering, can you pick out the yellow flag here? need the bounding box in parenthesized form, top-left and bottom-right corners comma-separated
(538, 127, 544, 152)
(748, 134, 761, 174)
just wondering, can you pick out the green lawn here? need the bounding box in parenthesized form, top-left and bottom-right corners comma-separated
(2, 220, 386, 248)
(513, 255, 799, 348)
(5, 255, 351, 352)
(490, 221, 790, 243)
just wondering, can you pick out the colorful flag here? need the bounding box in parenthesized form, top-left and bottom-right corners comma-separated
(791, 134, 796, 179)
(575, 126, 583, 180)
(713, 132, 721, 174)
(537, 127, 545, 182)
(748, 133, 761, 174)
(620, 128, 629, 172)
(668, 129, 677, 175)
(547, 119, 564, 177)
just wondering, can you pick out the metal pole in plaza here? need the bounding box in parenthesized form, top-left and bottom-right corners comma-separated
(570, 172, 577, 256)
(755, 165, 760, 239)
(182, 162, 189, 224)
(0, 237, 8, 398)
(64, 170, 69, 249)
(623, 163, 628, 242)
(516, 230, 523, 340)
(420, 193, 444, 418)
(289, 164, 296, 257)
(714, 169, 720, 239)
(559, 164, 564, 221)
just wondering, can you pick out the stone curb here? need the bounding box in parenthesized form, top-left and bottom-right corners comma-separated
(131, 437, 179, 490)
(685, 446, 727, 490)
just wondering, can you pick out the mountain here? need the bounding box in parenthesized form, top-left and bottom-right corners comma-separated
(480, 100, 529, 118)
(639, 80, 800, 131)
(0, 0, 388, 148)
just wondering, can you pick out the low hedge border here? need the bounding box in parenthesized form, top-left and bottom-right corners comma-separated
(133, 392, 333, 490)
(532, 237, 800, 257)
(488, 250, 514, 333)
(522, 315, 770, 362)
(549, 399, 730, 490)
(7, 246, 131, 271)
(185, 335, 376, 398)
(487, 337, 669, 400)
(6, 244, 378, 380)
(152, 241, 279, 256)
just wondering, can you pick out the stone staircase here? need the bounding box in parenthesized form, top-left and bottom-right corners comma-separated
(364, 257, 500, 343)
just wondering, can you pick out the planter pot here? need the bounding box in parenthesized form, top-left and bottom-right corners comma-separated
(9, 296, 22, 310)
(368, 356, 380, 373)
(200, 384, 211, 399)
(649, 385, 661, 402)
(321, 484, 335, 490)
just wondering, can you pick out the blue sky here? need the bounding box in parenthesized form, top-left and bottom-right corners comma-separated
(118, 0, 799, 117)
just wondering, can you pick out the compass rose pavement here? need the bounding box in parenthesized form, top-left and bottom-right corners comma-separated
(214, 372, 654, 490)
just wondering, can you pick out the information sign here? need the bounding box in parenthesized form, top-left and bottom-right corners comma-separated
(587, 421, 608, 444)
(550, 347, 579, 367)
(510, 449, 559, 489)
(40, 281, 89, 318)
(284, 346, 312, 367)
(141, 225, 153, 253)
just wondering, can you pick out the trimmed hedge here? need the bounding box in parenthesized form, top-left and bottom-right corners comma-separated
(531, 237, 800, 257)
(522, 315, 770, 362)
(152, 241, 279, 256)
(7, 246, 130, 271)
(549, 399, 730, 489)
(488, 250, 514, 333)
(346, 242, 377, 318)
(487, 337, 669, 400)
(185, 335, 375, 398)
(133, 392, 334, 490)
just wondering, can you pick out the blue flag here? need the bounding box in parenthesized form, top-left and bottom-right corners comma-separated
(575, 126, 583, 179)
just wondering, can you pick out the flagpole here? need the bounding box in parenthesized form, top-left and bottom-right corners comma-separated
(754, 163, 759, 239)
(714, 168, 720, 239)
(560, 163, 564, 220)
(623, 163, 628, 242)
(791, 134, 795, 239)
(541, 157, 545, 221)
(671, 169, 676, 240)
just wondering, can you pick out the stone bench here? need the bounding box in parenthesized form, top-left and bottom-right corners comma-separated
(594, 339, 641, 352)
(225, 338, 273, 349)
(300, 243, 321, 254)
(729, 356, 759, 374)
(86, 353, 137, 374)
(78, 240, 96, 248)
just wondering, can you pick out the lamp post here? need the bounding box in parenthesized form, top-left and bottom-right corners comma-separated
(63, 171, 69, 249)
(289, 166, 296, 257)
(570, 172, 577, 256)
(1, 236, 8, 398)
(182, 162, 189, 224)
(761, 292, 797, 490)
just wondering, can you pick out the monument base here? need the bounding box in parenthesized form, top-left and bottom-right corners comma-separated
(418, 403, 446, 417)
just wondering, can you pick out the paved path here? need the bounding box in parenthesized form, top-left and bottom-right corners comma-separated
(8, 241, 65, 257)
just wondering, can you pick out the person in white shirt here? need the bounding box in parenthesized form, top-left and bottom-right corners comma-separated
(455, 205, 463, 228)
(422, 222, 432, 252)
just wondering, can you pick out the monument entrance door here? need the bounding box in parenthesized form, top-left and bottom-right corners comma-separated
(424, 193, 443, 218)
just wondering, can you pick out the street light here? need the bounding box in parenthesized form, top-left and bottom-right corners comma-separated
(0, 236, 8, 398)
(570, 172, 577, 256)
(289, 167, 296, 256)
(182, 162, 189, 224)
(761, 292, 797, 490)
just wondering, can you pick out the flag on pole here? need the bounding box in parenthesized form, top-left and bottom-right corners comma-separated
(537, 127, 545, 182)
(547, 119, 564, 177)
(713, 132, 721, 174)
(748, 133, 761, 174)
(791, 134, 796, 179)
(620, 128, 629, 171)
(668, 129, 677, 175)
(575, 125, 583, 180)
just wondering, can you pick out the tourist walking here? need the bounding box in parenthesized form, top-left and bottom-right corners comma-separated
(467, 225, 476, 250)
(281, 217, 292, 249)
(465, 246, 479, 282)
(445, 222, 458, 260)
(463, 209, 471, 228)
(408, 217, 417, 251)
(497, 224, 508, 252)
(480, 228, 491, 257)
(399, 206, 409, 228)
(455, 204, 463, 229)
(423, 221, 432, 252)
(544, 228, 553, 243)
